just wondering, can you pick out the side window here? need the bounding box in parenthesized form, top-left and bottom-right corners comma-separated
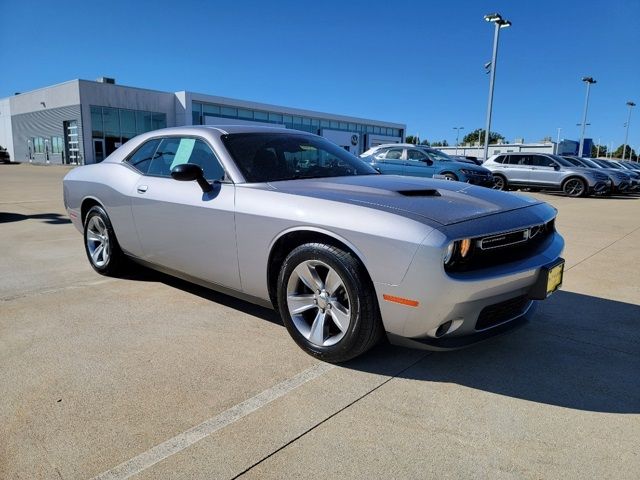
(385, 148, 403, 160)
(146, 137, 225, 180)
(126, 138, 161, 174)
(512, 155, 528, 165)
(538, 156, 557, 167)
(494, 155, 506, 164)
(407, 149, 427, 161)
(373, 147, 390, 159)
(188, 140, 225, 181)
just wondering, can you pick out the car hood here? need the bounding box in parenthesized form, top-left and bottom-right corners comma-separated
(436, 161, 490, 173)
(264, 175, 542, 226)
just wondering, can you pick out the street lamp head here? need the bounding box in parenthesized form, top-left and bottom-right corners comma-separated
(627, 101, 636, 107)
(581, 76, 596, 84)
(499, 20, 512, 28)
(484, 13, 502, 22)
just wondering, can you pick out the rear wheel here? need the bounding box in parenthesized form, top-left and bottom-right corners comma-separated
(562, 177, 587, 197)
(277, 243, 382, 363)
(442, 172, 458, 181)
(83, 205, 127, 276)
(493, 174, 507, 190)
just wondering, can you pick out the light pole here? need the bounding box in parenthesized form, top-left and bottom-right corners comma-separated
(555, 127, 562, 154)
(578, 76, 596, 157)
(453, 126, 464, 155)
(622, 101, 635, 160)
(596, 137, 601, 158)
(483, 13, 511, 161)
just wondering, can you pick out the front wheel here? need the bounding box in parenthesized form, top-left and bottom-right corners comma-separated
(492, 174, 507, 190)
(83, 205, 127, 276)
(277, 243, 382, 363)
(442, 172, 458, 181)
(562, 178, 587, 197)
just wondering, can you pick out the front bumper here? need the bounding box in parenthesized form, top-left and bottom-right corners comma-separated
(464, 174, 494, 188)
(590, 181, 610, 194)
(376, 213, 564, 350)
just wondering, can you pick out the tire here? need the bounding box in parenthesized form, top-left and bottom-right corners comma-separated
(562, 177, 587, 197)
(442, 172, 458, 181)
(277, 243, 382, 363)
(83, 205, 127, 276)
(492, 174, 507, 190)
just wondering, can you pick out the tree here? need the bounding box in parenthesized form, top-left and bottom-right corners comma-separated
(430, 140, 449, 147)
(420, 139, 430, 146)
(612, 144, 637, 161)
(462, 128, 505, 145)
(590, 144, 608, 158)
(405, 135, 419, 145)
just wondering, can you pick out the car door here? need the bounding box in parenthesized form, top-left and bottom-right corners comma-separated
(129, 136, 241, 290)
(374, 147, 405, 175)
(529, 154, 561, 187)
(503, 154, 531, 184)
(403, 148, 436, 177)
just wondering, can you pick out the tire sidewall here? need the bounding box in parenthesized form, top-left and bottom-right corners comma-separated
(83, 205, 119, 274)
(493, 174, 506, 190)
(277, 244, 368, 361)
(563, 178, 586, 197)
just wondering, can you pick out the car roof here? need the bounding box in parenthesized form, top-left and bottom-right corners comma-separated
(372, 143, 427, 149)
(151, 125, 298, 136)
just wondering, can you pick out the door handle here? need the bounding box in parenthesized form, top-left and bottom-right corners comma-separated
(137, 185, 148, 193)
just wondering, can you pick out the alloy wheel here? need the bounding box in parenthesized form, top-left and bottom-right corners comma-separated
(286, 260, 351, 347)
(493, 176, 505, 190)
(563, 179, 585, 197)
(86, 216, 110, 267)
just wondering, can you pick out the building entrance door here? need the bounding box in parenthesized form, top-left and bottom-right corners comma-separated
(93, 139, 105, 163)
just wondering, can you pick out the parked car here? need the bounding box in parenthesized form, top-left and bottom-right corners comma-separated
(63, 126, 565, 362)
(0, 148, 10, 163)
(360, 144, 494, 187)
(484, 152, 611, 197)
(596, 159, 640, 191)
(561, 156, 633, 194)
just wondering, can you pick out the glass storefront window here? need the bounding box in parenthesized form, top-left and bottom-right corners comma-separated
(120, 109, 136, 137)
(283, 115, 293, 124)
(238, 108, 253, 119)
(311, 118, 319, 127)
(91, 106, 103, 138)
(268, 112, 283, 123)
(339, 122, 348, 130)
(203, 104, 220, 116)
(254, 111, 268, 121)
(103, 107, 119, 135)
(151, 113, 166, 130)
(136, 111, 153, 134)
(192, 102, 202, 125)
(320, 120, 330, 128)
(51, 136, 64, 154)
(221, 106, 237, 117)
(330, 121, 339, 129)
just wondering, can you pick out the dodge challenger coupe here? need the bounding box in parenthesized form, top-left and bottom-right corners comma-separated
(63, 126, 565, 362)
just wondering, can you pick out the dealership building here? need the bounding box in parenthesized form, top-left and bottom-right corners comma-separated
(0, 78, 405, 165)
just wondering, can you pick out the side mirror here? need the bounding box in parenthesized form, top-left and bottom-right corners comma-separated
(171, 163, 213, 193)
(423, 158, 433, 165)
(553, 164, 561, 170)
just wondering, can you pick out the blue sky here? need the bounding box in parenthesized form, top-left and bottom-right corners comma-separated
(1, 0, 638, 149)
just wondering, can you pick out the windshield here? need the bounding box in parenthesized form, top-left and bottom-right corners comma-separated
(550, 155, 574, 167)
(562, 156, 584, 167)
(221, 133, 378, 182)
(596, 159, 617, 169)
(579, 157, 600, 168)
(422, 148, 454, 162)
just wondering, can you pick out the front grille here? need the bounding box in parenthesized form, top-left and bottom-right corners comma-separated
(446, 219, 555, 273)
(476, 295, 530, 330)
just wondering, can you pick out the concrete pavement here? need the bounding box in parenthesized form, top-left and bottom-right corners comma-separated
(1, 164, 638, 479)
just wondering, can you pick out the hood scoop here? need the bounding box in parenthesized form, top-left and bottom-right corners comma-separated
(397, 189, 441, 197)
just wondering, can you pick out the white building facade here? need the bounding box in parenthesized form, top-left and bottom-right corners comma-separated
(0, 78, 405, 165)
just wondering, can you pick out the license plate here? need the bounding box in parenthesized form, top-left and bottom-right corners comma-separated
(546, 261, 564, 296)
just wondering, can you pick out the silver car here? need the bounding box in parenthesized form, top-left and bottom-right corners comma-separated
(63, 126, 565, 362)
(484, 152, 611, 197)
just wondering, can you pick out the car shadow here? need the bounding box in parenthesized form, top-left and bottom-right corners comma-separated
(119, 265, 640, 414)
(345, 290, 640, 414)
(0, 212, 71, 224)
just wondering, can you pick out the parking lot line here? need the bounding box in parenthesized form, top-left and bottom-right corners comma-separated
(91, 362, 335, 480)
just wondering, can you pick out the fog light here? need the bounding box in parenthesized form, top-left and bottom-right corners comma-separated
(435, 320, 452, 338)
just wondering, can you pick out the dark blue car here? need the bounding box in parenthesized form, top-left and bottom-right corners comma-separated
(360, 144, 494, 187)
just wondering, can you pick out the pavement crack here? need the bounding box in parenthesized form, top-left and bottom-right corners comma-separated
(231, 352, 432, 480)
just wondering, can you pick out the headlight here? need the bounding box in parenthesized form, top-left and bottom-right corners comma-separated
(444, 238, 472, 265)
(444, 242, 455, 264)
